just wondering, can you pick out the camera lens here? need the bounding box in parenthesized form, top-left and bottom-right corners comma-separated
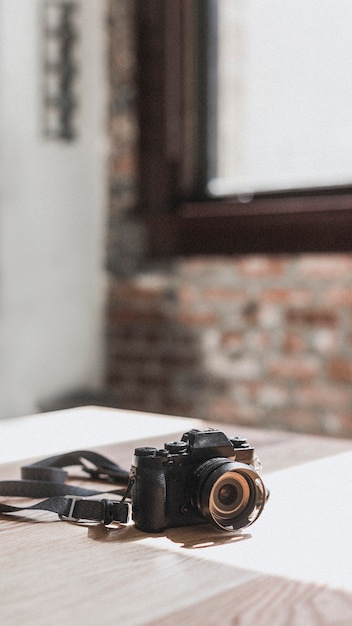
(190, 459, 267, 531)
(214, 475, 248, 511)
(210, 471, 252, 521)
(218, 483, 239, 506)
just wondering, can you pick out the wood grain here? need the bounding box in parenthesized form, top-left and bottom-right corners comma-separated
(145, 574, 352, 626)
(0, 407, 352, 626)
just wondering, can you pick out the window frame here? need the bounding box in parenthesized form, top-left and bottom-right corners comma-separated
(136, 0, 352, 256)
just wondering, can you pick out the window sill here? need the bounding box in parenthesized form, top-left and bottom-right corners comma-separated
(145, 193, 352, 256)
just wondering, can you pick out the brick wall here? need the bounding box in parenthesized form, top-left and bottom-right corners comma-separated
(106, 1, 352, 437)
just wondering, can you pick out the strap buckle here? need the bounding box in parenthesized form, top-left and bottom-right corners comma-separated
(101, 498, 131, 525)
(60, 496, 84, 522)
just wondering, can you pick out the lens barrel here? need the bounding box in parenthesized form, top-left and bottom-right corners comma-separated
(190, 458, 267, 531)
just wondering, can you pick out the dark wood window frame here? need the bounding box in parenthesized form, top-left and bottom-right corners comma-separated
(136, 0, 352, 256)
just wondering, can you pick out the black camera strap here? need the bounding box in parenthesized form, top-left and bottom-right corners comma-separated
(0, 450, 132, 525)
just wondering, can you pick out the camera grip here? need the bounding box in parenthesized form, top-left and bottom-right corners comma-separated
(132, 468, 167, 533)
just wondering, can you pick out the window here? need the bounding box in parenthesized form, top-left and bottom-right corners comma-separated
(210, 0, 352, 197)
(136, 0, 352, 255)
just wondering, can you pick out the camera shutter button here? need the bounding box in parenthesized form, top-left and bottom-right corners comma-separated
(165, 442, 188, 454)
(230, 437, 249, 449)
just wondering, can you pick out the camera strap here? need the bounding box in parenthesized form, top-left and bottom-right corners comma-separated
(0, 450, 132, 525)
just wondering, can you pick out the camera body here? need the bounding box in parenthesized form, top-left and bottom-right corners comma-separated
(130, 428, 267, 533)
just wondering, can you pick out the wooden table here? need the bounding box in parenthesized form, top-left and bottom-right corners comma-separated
(1, 406, 352, 626)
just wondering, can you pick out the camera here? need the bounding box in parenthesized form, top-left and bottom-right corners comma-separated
(130, 428, 268, 533)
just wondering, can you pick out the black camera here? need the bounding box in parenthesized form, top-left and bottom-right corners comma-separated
(130, 428, 268, 533)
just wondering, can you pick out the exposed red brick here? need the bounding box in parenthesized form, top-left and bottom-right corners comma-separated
(245, 330, 272, 351)
(261, 288, 311, 305)
(296, 255, 352, 279)
(178, 257, 231, 276)
(256, 384, 290, 408)
(208, 399, 259, 425)
(178, 285, 199, 307)
(324, 287, 352, 306)
(266, 356, 321, 380)
(282, 332, 306, 353)
(295, 383, 352, 408)
(112, 154, 136, 175)
(334, 414, 352, 438)
(283, 409, 325, 435)
(176, 311, 218, 327)
(110, 282, 166, 304)
(221, 331, 244, 350)
(328, 359, 352, 382)
(286, 308, 338, 327)
(237, 257, 287, 277)
(202, 288, 248, 302)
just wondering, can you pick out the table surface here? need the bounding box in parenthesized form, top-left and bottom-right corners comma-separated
(1, 405, 352, 626)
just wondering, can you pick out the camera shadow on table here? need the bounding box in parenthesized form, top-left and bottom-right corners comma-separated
(87, 521, 252, 550)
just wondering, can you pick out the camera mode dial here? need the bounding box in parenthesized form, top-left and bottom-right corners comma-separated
(134, 447, 157, 457)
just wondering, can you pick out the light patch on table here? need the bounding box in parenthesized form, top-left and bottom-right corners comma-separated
(140, 450, 352, 593)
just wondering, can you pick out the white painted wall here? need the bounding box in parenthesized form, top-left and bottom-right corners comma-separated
(0, 0, 108, 418)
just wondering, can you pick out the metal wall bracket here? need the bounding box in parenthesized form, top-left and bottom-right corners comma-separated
(42, 0, 79, 141)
